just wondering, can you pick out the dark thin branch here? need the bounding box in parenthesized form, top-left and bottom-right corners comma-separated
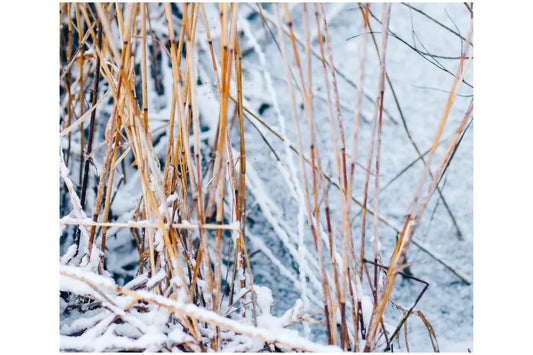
(401, 2, 472, 46)
(365, 8, 473, 88)
(464, 2, 474, 18)
(238, 90, 471, 284)
(347, 31, 469, 60)
(363, 7, 467, 240)
(79, 21, 102, 210)
(363, 258, 429, 352)
(436, 117, 473, 189)
(412, 85, 473, 98)
(252, 3, 399, 124)
(444, 7, 464, 54)
(75, 20, 103, 252)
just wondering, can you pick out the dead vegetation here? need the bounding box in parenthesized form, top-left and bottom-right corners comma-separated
(59, 3, 473, 352)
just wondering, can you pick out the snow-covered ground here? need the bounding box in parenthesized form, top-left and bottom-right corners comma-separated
(59, 3, 473, 352)
(230, 3, 473, 351)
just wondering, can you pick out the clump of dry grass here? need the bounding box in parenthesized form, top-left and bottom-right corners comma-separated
(60, 3, 473, 352)
(60, 3, 258, 351)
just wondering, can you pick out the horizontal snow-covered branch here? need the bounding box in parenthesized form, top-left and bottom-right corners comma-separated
(60, 265, 342, 352)
(60, 219, 241, 231)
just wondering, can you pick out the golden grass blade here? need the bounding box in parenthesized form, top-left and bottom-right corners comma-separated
(364, 18, 473, 352)
(416, 309, 439, 352)
(60, 3, 472, 351)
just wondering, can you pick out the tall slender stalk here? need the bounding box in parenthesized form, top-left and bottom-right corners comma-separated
(60, 4, 473, 352)
(364, 21, 473, 352)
